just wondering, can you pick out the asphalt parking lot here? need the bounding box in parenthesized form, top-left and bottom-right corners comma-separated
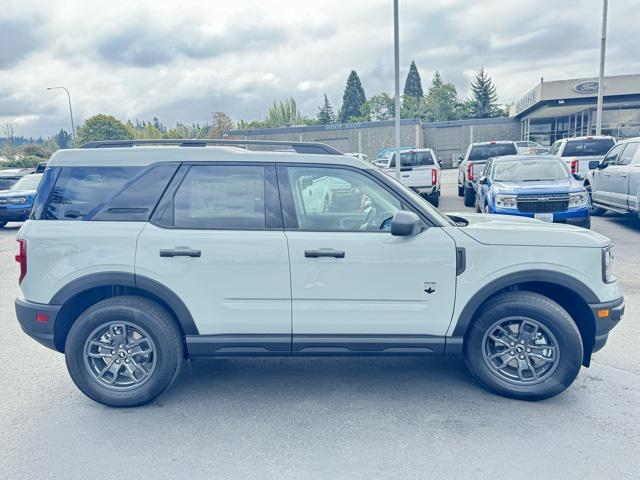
(1, 169, 639, 480)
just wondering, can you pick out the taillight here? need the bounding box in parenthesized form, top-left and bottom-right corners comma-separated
(15, 239, 26, 284)
(570, 159, 579, 175)
(432, 168, 438, 185)
(467, 163, 474, 182)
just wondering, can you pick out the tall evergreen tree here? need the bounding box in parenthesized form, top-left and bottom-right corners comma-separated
(403, 60, 424, 99)
(317, 94, 336, 124)
(339, 70, 366, 122)
(424, 71, 459, 122)
(469, 67, 500, 118)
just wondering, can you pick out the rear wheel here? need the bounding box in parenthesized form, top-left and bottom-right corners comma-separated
(464, 291, 583, 400)
(585, 183, 606, 216)
(426, 191, 440, 207)
(463, 185, 475, 207)
(457, 183, 464, 197)
(65, 296, 184, 407)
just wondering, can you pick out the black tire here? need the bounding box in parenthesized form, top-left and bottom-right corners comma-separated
(463, 185, 475, 207)
(457, 184, 464, 197)
(65, 296, 184, 407)
(428, 191, 440, 207)
(585, 183, 606, 216)
(0, 221, 7, 228)
(463, 291, 583, 401)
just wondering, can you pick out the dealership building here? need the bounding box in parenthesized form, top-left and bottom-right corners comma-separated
(227, 73, 640, 168)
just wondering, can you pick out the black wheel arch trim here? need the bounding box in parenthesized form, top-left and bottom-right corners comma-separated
(50, 271, 199, 336)
(451, 270, 600, 337)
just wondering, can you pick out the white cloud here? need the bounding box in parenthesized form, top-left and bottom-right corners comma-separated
(1, 0, 639, 137)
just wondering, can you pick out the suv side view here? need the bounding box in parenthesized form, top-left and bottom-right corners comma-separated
(584, 137, 640, 217)
(16, 139, 624, 407)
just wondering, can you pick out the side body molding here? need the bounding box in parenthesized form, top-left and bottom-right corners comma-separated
(451, 270, 599, 337)
(50, 271, 199, 336)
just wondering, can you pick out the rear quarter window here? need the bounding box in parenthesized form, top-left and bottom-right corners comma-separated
(43, 167, 142, 220)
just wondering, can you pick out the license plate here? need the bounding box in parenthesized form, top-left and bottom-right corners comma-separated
(534, 213, 553, 222)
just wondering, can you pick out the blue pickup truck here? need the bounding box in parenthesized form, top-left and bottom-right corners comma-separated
(0, 173, 42, 228)
(474, 155, 591, 229)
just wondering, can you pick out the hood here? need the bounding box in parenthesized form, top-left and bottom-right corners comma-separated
(0, 189, 36, 197)
(493, 178, 583, 194)
(448, 212, 610, 248)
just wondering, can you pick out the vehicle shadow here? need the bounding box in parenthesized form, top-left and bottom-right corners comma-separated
(597, 211, 640, 232)
(161, 355, 481, 405)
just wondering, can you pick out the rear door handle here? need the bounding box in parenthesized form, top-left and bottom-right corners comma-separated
(160, 248, 202, 258)
(305, 249, 345, 259)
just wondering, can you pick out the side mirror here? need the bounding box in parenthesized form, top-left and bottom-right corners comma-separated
(457, 154, 464, 161)
(390, 210, 425, 237)
(588, 160, 601, 170)
(478, 176, 488, 185)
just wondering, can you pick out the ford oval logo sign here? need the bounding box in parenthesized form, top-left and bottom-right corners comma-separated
(572, 81, 600, 94)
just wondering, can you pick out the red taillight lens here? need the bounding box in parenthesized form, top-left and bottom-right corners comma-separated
(15, 239, 26, 284)
(467, 163, 474, 182)
(432, 168, 438, 185)
(570, 159, 579, 174)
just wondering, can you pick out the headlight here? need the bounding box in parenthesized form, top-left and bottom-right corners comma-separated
(569, 192, 588, 207)
(8, 197, 27, 205)
(495, 194, 517, 209)
(602, 246, 615, 283)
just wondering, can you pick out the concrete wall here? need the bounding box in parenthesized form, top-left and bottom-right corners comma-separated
(227, 119, 423, 159)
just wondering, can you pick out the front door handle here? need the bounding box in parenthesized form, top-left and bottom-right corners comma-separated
(305, 249, 345, 259)
(160, 248, 202, 258)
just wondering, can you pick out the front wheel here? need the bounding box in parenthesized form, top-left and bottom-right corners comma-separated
(464, 291, 583, 401)
(65, 296, 184, 407)
(585, 184, 606, 216)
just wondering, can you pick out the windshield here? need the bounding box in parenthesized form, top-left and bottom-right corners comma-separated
(11, 174, 42, 191)
(468, 143, 517, 161)
(562, 138, 615, 157)
(493, 160, 569, 182)
(374, 170, 454, 226)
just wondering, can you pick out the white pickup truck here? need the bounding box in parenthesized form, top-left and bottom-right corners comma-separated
(372, 148, 441, 206)
(549, 136, 616, 179)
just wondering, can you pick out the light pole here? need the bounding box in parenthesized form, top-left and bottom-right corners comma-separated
(595, 0, 608, 136)
(393, 0, 401, 181)
(47, 86, 77, 146)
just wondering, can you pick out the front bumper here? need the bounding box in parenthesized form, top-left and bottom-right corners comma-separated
(15, 297, 61, 351)
(0, 206, 31, 222)
(590, 297, 624, 353)
(488, 205, 590, 226)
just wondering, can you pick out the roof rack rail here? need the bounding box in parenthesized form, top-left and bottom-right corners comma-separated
(80, 139, 343, 155)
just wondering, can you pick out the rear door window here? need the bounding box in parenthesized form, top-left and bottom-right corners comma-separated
(468, 143, 517, 161)
(619, 142, 639, 165)
(562, 138, 615, 157)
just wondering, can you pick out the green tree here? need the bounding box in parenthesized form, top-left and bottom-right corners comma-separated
(19, 143, 49, 158)
(53, 129, 72, 149)
(317, 94, 336, 125)
(339, 70, 366, 122)
(265, 98, 304, 127)
(362, 93, 395, 121)
(76, 114, 133, 144)
(423, 72, 459, 122)
(469, 68, 500, 118)
(403, 60, 424, 103)
(209, 112, 235, 138)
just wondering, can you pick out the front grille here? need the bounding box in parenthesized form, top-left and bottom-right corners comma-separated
(516, 194, 569, 213)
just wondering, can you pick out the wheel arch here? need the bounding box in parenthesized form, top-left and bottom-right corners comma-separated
(452, 270, 598, 366)
(51, 272, 198, 352)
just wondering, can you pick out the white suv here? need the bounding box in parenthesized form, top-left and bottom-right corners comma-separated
(15, 139, 624, 407)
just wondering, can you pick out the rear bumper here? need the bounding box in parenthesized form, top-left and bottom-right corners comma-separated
(410, 185, 439, 195)
(590, 297, 624, 353)
(15, 297, 61, 351)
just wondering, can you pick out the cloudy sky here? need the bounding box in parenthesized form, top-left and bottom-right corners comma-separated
(2, 0, 639, 137)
